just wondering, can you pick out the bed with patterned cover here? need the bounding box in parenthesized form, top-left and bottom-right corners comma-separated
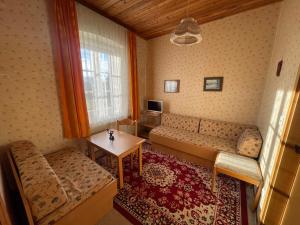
(150, 113, 263, 166)
(8, 140, 117, 225)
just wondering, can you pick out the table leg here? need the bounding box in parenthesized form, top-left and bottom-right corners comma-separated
(105, 154, 109, 167)
(139, 144, 143, 176)
(87, 144, 95, 161)
(110, 155, 114, 168)
(91, 146, 95, 161)
(252, 181, 263, 211)
(87, 143, 91, 157)
(118, 157, 124, 189)
(211, 167, 217, 191)
(130, 153, 134, 169)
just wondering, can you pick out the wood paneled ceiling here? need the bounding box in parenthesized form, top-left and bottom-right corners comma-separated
(78, 0, 281, 39)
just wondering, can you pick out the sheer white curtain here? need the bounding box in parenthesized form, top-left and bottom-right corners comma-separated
(76, 4, 129, 132)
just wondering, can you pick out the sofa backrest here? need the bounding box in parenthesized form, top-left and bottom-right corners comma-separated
(161, 113, 200, 133)
(199, 119, 255, 141)
(10, 141, 68, 222)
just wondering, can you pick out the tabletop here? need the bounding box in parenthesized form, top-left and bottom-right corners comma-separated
(87, 129, 145, 157)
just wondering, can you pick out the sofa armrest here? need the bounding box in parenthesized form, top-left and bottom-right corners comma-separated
(10, 141, 68, 222)
(237, 129, 262, 158)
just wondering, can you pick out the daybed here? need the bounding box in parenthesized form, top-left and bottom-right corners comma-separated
(150, 113, 262, 166)
(8, 140, 117, 225)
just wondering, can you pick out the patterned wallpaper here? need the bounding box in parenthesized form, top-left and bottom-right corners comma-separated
(0, 0, 73, 153)
(256, 0, 300, 215)
(148, 3, 280, 125)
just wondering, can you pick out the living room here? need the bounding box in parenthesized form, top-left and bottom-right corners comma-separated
(0, 0, 300, 225)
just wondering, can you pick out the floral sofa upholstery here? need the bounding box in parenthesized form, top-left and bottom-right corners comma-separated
(150, 113, 262, 164)
(9, 140, 117, 225)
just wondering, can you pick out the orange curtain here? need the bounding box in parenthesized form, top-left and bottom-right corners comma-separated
(128, 31, 140, 121)
(52, 0, 90, 138)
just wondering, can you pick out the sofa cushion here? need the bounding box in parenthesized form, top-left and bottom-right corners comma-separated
(161, 113, 200, 133)
(199, 119, 254, 141)
(215, 152, 262, 181)
(151, 126, 237, 154)
(10, 140, 40, 162)
(10, 141, 68, 222)
(38, 147, 114, 225)
(237, 128, 262, 158)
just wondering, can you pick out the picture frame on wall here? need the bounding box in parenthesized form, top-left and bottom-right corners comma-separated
(164, 80, 180, 93)
(203, 77, 224, 91)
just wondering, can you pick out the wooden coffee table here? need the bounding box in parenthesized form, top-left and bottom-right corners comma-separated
(86, 129, 145, 189)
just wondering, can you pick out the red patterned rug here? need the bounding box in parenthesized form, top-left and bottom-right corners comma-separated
(98, 144, 248, 225)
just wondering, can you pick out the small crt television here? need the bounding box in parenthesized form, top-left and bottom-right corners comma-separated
(147, 100, 163, 113)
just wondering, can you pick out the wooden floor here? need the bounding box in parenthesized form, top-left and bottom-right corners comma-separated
(97, 208, 131, 225)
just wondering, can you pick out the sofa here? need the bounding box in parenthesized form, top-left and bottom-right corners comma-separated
(7, 140, 117, 225)
(150, 113, 262, 166)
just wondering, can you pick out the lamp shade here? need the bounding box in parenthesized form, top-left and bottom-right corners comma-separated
(170, 17, 202, 46)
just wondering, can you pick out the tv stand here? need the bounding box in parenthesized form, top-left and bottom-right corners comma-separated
(138, 111, 161, 139)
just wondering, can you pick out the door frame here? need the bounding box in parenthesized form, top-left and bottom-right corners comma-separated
(259, 65, 300, 224)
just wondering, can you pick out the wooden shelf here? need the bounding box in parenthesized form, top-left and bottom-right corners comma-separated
(139, 132, 149, 139)
(142, 111, 162, 117)
(139, 111, 162, 140)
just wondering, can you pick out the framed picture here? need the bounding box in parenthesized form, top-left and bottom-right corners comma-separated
(203, 77, 224, 91)
(164, 80, 180, 93)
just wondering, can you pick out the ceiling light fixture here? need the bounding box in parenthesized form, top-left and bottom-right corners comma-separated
(170, 0, 202, 46)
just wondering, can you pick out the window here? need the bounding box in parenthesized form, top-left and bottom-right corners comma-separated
(77, 3, 129, 132)
(79, 43, 128, 131)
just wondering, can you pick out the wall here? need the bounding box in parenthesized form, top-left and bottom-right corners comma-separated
(148, 3, 280, 125)
(256, 0, 300, 215)
(0, 0, 72, 153)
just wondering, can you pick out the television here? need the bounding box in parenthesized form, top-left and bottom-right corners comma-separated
(147, 100, 163, 113)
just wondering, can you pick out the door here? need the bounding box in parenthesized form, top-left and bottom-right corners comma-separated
(280, 98, 300, 225)
(260, 70, 300, 225)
